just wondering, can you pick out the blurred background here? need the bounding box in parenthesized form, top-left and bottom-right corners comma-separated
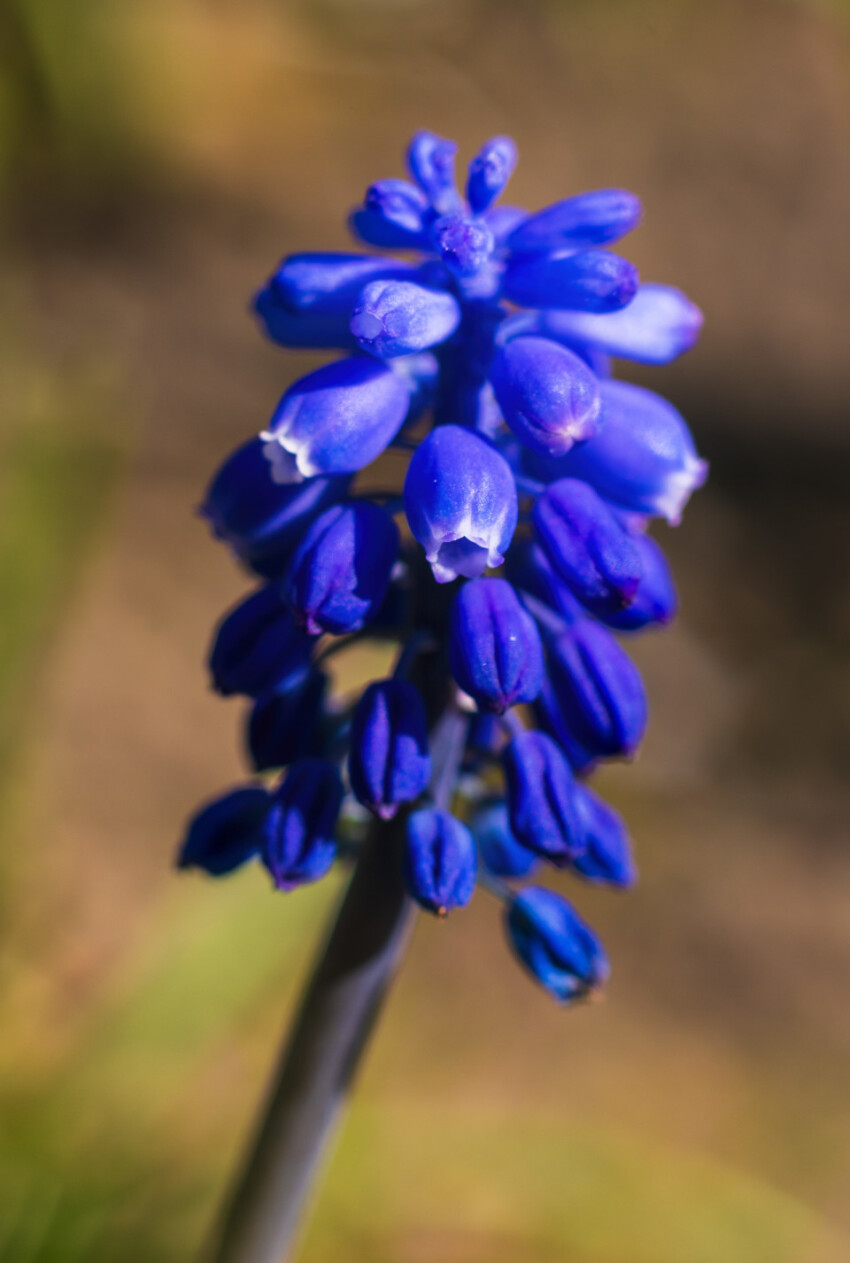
(1, 0, 849, 1260)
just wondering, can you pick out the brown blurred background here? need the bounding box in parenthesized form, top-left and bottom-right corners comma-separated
(1, 1, 849, 1260)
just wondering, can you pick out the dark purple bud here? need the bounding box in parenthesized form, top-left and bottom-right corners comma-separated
(247, 669, 328, 773)
(348, 679, 431, 819)
(350, 280, 461, 358)
(569, 785, 636, 887)
(200, 437, 349, 580)
(534, 283, 703, 365)
(597, 534, 677, 631)
(178, 786, 271, 876)
(553, 379, 708, 524)
(351, 179, 431, 249)
(449, 578, 544, 713)
(407, 131, 463, 214)
(471, 801, 538, 879)
(501, 730, 583, 861)
(270, 252, 415, 316)
(507, 189, 641, 252)
(262, 357, 411, 481)
(533, 478, 643, 617)
(534, 677, 599, 776)
(404, 808, 477, 914)
(261, 759, 342, 891)
(287, 501, 398, 635)
(466, 136, 518, 214)
(506, 886, 609, 1003)
(505, 540, 584, 628)
(253, 284, 357, 350)
(208, 584, 313, 699)
(547, 621, 647, 759)
(404, 425, 517, 584)
(432, 214, 495, 278)
(503, 249, 639, 313)
(489, 336, 602, 456)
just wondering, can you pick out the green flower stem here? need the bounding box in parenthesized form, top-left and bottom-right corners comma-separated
(203, 665, 465, 1263)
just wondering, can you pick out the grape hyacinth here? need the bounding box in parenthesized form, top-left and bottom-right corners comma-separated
(184, 126, 705, 1001)
(182, 129, 705, 1263)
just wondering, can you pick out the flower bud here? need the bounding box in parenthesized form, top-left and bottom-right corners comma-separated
(449, 578, 544, 713)
(535, 283, 703, 365)
(262, 759, 342, 891)
(466, 136, 518, 214)
(471, 801, 538, 879)
(403, 425, 517, 584)
(507, 189, 641, 252)
(598, 533, 677, 631)
(287, 501, 399, 635)
(547, 620, 647, 759)
(533, 478, 643, 616)
(534, 677, 598, 775)
(555, 379, 708, 524)
(270, 252, 415, 317)
(262, 356, 411, 481)
(348, 679, 431, 819)
(505, 886, 609, 1002)
(503, 249, 639, 313)
(208, 584, 313, 698)
(247, 669, 328, 772)
(200, 437, 348, 579)
(404, 808, 477, 914)
(504, 540, 584, 627)
(253, 284, 356, 350)
(569, 785, 636, 887)
(350, 280, 461, 358)
(407, 131, 463, 214)
(178, 785, 271, 876)
(489, 336, 601, 456)
(501, 730, 583, 861)
(432, 214, 495, 278)
(350, 179, 431, 249)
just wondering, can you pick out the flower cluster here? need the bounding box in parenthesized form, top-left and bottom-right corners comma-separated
(179, 131, 705, 1005)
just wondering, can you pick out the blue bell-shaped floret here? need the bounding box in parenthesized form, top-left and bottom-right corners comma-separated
(348, 679, 431, 819)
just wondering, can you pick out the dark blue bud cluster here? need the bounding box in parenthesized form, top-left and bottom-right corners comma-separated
(180, 131, 706, 1006)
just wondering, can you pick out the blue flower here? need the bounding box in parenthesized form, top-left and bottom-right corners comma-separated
(507, 189, 642, 251)
(503, 249, 639, 313)
(287, 501, 398, 635)
(533, 478, 643, 616)
(348, 679, 431, 819)
(208, 584, 313, 698)
(471, 801, 538, 879)
(200, 437, 348, 578)
(532, 283, 703, 366)
(546, 620, 647, 760)
(502, 730, 584, 861)
(185, 129, 706, 1006)
(404, 808, 477, 914)
(466, 136, 517, 215)
(449, 577, 543, 713)
(262, 356, 412, 481)
(262, 759, 343, 891)
(506, 886, 609, 1003)
(178, 786, 271, 876)
(350, 280, 461, 358)
(568, 785, 636, 887)
(247, 669, 328, 773)
(489, 336, 601, 456)
(404, 425, 517, 583)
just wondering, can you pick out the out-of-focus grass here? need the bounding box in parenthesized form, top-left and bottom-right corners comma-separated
(0, 328, 126, 836)
(0, 860, 843, 1263)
